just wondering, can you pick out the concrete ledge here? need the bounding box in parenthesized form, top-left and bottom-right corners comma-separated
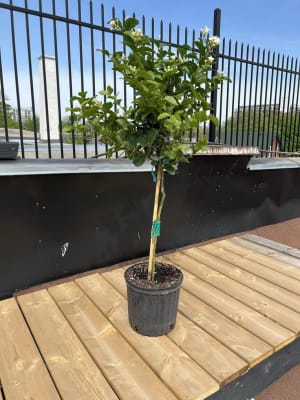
(248, 157, 300, 170)
(0, 158, 152, 176)
(0, 145, 259, 176)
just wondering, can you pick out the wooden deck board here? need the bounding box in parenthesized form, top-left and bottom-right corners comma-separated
(77, 274, 219, 399)
(162, 254, 296, 348)
(92, 271, 247, 387)
(0, 298, 60, 400)
(1, 234, 300, 400)
(48, 281, 177, 400)
(103, 266, 273, 367)
(18, 290, 118, 400)
(243, 234, 300, 261)
(184, 246, 300, 315)
(166, 251, 300, 335)
(203, 242, 300, 295)
(229, 236, 300, 278)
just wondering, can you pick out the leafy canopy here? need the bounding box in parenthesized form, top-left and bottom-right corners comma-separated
(65, 18, 225, 173)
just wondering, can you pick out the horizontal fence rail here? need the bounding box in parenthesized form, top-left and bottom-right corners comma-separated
(0, 0, 300, 159)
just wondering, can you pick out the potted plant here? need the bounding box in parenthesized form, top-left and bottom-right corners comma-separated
(66, 17, 225, 336)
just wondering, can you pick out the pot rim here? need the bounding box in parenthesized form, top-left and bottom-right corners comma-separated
(124, 262, 183, 295)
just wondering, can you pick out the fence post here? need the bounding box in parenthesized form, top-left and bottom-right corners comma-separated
(208, 8, 221, 143)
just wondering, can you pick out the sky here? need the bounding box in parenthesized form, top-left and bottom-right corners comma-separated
(1, 0, 300, 112)
(99, 0, 300, 59)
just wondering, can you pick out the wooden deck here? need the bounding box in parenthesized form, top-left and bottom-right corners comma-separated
(0, 234, 300, 400)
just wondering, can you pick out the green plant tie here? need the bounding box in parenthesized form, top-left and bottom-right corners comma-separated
(151, 220, 161, 238)
(151, 168, 156, 183)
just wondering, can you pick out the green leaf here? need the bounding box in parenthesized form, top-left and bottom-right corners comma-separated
(164, 96, 178, 106)
(123, 17, 139, 31)
(100, 49, 110, 56)
(209, 114, 219, 127)
(195, 110, 208, 122)
(192, 136, 207, 153)
(137, 128, 158, 146)
(158, 112, 170, 121)
(164, 165, 177, 175)
(132, 152, 146, 166)
(116, 118, 127, 128)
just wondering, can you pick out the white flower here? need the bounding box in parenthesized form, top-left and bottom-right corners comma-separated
(133, 28, 143, 40)
(208, 36, 220, 47)
(93, 99, 103, 108)
(109, 19, 118, 30)
(200, 26, 210, 36)
(128, 65, 137, 74)
(218, 71, 225, 78)
(206, 56, 214, 63)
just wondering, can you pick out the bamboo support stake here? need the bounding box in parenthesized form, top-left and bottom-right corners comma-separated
(148, 166, 163, 281)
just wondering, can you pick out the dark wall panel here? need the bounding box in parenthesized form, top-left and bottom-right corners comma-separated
(1, 155, 300, 298)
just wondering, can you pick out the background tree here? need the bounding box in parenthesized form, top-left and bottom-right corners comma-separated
(0, 91, 18, 129)
(221, 108, 300, 152)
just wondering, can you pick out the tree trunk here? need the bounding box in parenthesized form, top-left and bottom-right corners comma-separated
(148, 165, 166, 281)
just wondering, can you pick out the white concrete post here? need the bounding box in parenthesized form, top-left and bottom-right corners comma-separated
(39, 56, 59, 141)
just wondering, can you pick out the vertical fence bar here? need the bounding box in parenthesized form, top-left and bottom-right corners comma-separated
(209, 8, 221, 143)
(252, 48, 260, 146)
(39, 0, 52, 158)
(90, 0, 98, 156)
(217, 38, 225, 143)
(289, 61, 298, 152)
(241, 44, 249, 146)
(112, 6, 118, 158)
(266, 52, 275, 153)
(280, 56, 289, 149)
(230, 41, 238, 144)
(25, 0, 39, 157)
(176, 24, 180, 57)
(261, 50, 270, 152)
(235, 42, 243, 141)
(10, 0, 25, 157)
(122, 10, 128, 111)
(257, 49, 265, 147)
(247, 46, 255, 145)
(101, 4, 107, 95)
(0, 50, 9, 141)
(224, 39, 231, 144)
(65, 0, 76, 158)
(271, 53, 280, 151)
(78, 0, 87, 158)
(292, 64, 300, 151)
(276, 55, 285, 147)
(52, 0, 64, 158)
(112, 6, 117, 108)
(101, 4, 108, 156)
(285, 58, 294, 151)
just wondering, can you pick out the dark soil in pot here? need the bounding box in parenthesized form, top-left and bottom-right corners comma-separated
(125, 262, 183, 337)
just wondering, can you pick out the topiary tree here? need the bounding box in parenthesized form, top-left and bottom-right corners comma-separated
(65, 17, 225, 281)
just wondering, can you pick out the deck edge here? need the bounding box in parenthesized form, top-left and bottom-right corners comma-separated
(205, 336, 300, 400)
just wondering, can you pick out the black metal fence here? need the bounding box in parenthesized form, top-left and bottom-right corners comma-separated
(0, 0, 299, 159)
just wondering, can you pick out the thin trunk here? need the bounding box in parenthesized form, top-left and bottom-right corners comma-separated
(148, 165, 166, 281)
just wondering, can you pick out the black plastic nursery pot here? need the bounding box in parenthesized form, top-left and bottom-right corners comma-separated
(124, 262, 183, 337)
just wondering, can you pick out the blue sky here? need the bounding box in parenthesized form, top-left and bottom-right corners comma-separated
(1, 0, 300, 111)
(101, 0, 300, 58)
